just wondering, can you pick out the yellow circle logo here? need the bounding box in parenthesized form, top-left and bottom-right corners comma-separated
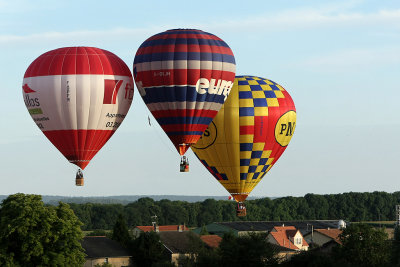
(275, 110, 297, 147)
(192, 122, 217, 149)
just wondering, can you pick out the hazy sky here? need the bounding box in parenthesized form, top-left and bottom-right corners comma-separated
(1, 0, 399, 198)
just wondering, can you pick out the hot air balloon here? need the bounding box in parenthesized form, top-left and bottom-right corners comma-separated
(191, 76, 296, 216)
(22, 47, 134, 185)
(133, 29, 236, 172)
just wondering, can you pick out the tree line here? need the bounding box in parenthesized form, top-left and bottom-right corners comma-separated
(1, 193, 400, 266)
(67, 191, 400, 230)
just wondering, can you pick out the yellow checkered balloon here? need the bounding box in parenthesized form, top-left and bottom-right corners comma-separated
(191, 76, 296, 202)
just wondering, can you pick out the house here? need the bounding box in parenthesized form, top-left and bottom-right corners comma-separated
(159, 231, 198, 266)
(132, 224, 189, 238)
(267, 226, 309, 251)
(304, 228, 343, 247)
(81, 236, 132, 267)
(193, 220, 347, 237)
(200, 235, 222, 249)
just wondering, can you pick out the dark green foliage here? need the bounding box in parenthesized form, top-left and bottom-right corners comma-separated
(199, 224, 209, 235)
(334, 223, 391, 267)
(392, 225, 400, 266)
(280, 250, 350, 267)
(112, 214, 130, 248)
(63, 191, 400, 230)
(130, 231, 171, 267)
(0, 193, 85, 267)
(219, 232, 278, 267)
(179, 231, 278, 267)
(86, 229, 108, 236)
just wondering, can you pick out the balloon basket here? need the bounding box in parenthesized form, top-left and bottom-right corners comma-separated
(236, 203, 246, 217)
(76, 177, 84, 186)
(180, 156, 189, 172)
(75, 169, 84, 186)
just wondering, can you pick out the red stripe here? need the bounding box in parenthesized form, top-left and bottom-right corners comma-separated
(43, 129, 114, 169)
(240, 125, 254, 135)
(161, 123, 208, 133)
(136, 44, 234, 56)
(151, 109, 217, 118)
(137, 69, 235, 87)
(24, 47, 132, 78)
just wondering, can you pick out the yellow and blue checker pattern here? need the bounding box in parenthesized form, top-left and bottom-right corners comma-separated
(191, 75, 294, 202)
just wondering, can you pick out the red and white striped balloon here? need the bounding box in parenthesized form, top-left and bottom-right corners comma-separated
(22, 47, 134, 170)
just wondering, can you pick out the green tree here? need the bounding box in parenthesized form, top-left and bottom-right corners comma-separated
(391, 225, 400, 266)
(112, 214, 131, 248)
(130, 231, 170, 267)
(334, 223, 390, 267)
(218, 232, 278, 267)
(0, 193, 85, 267)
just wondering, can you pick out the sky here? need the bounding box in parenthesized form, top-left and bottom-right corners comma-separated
(0, 0, 399, 198)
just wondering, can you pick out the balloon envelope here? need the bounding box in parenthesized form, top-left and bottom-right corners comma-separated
(133, 29, 236, 155)
(191, 76, 296, 202)
(22, 47, 134, 169)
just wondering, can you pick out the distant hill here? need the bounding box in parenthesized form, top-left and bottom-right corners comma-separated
(0, 195, 268, 205)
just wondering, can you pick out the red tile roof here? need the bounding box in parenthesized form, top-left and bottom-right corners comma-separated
(136, 225, 189, 232)
(269, 226, 309, 249)
(200, 235, 222, 248)
(315, 229, 342, 244)
(273, 226, 296, 231)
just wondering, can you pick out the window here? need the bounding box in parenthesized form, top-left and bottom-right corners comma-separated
(296, 237, 302, 245)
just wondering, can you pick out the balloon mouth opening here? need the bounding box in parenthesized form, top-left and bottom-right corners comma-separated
(231, 194, 248, 202)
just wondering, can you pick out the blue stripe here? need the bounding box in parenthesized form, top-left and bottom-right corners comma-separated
(270, 84, 281, 91)
(240, 173, 247, 180)
(259, 158, 268, 165)
(200, 159, 209, 167)
(239, 107, 254, 116)
(257, 80, 267, 85)
(262, 165, 270, 172)
(240, 159, 251, 166)
(240, 143, 253, 151)
(251, 151, 263, 158)
(220, 173, 228, 180)
(157, 116, 213, 126)
(253, 98, 267, 107)
(248, 166, 257, 173)
(264, 91, 276, 98)
(239, 91, 252, 99)
(250, 85, 262, 91)
(166, 131, 203, 136)
(140, 38, 230, 48)
(238, 80, 249, 85)
(252, 173, 260, 179)
(134, 52, 235, 64)
(142, 86, 226, 104)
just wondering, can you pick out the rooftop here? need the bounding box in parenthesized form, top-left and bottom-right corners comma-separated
(81, 236, 131, 258)
(314, 228, 343, 244)
(200, 235, 222, 248)
(136, 225, 189, 232)
(269, 226, 309, 249)
(159, 231, 198, 254)
(215, 220, 344, 234)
